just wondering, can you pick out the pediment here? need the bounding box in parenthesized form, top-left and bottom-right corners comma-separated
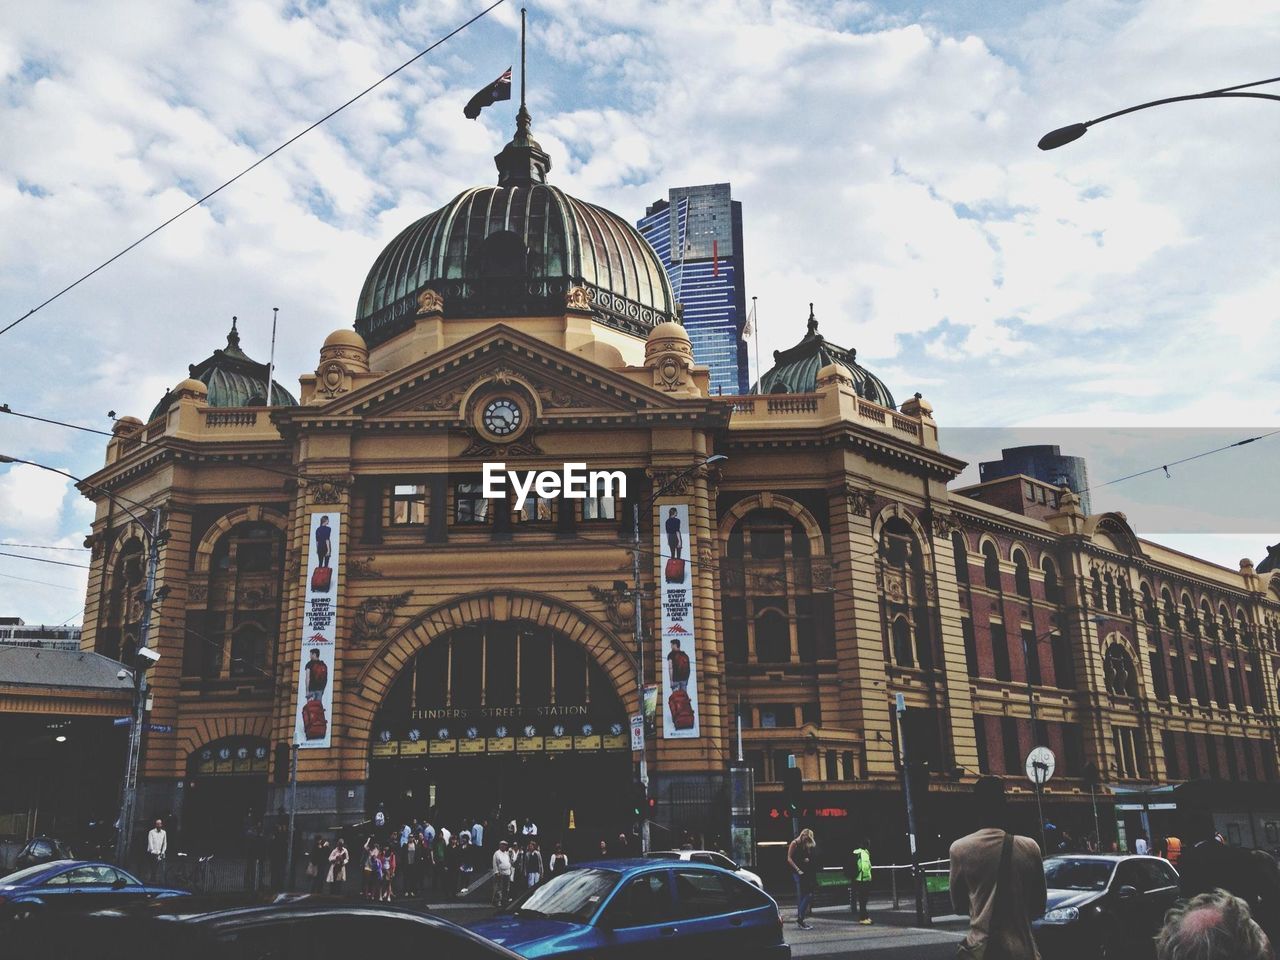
(296, 325, 708, 424)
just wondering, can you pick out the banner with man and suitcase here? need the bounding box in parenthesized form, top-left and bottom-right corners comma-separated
(295, 512, 340, 749)
(658, 503, 700, 739)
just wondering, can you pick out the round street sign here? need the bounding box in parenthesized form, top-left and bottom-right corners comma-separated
(1026, 745, 1056, 785)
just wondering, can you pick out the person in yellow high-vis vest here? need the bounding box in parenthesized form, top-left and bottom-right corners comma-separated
(849, 839, 873, 923)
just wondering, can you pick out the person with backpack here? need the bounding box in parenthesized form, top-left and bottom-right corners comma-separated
(949, 777, 1046, 960)
(847, 839, 873, 924)
(667, 639, 690, 693)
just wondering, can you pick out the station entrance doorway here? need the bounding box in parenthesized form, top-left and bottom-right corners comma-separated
(368, 619, 633, 856)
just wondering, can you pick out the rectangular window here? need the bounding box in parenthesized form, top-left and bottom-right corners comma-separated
(841, 751, 855, 780)
(390, 483, 428, 526)
(745, 750, 766, 785)
(453, 481, 490, 524)
(1022, 628, 1042, 686)
(1171, 651, 1190, 703)
(1243, 739, 1257, 781)
(1184, 732, 1201, 779)
(760, 705, 795, 728)
(515, 496, 555, 523)
(1024, 480, 1035, 500)
(1148, 637, 1169, 700)
(991, 623, 1011, 681)
(582, 494, 616, 521)
(1163, 731, 1181, 780)
(723, 598, 748, 664)
(771, 749, 792, 783)
(1051, 634, 1075, 689)
(1061, 722, 1084, 776)
(801, 703, 821, 726)
(1001, 717, 1021, 775)
(962, 619, 978, 678)
(974, 717, 989, 774)
(825, 750, 838, 781)
(1192, 653, 1211, 705)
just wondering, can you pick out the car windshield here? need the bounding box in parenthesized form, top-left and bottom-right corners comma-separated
(509, 868, 620, 923)
(641, 852, 681, 860)
(0, 863, 57, 885)
(1044, 858, 1115, 891)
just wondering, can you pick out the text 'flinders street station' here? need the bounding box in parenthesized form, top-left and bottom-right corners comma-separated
(61, 108, 1280, 859)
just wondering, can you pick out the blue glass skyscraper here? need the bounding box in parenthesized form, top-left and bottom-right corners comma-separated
(637, 183, 749, 395)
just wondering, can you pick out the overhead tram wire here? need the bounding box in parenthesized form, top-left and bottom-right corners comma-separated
(1, 404, 315, 487)
(1082, 429, 1280, 495)
(0, 550, 91, 569)
(0, 0, 509, 341)
(0, 542, 89, 552)
(0, 571, 80, 590)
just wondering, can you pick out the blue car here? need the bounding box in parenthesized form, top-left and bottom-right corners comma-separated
(468, 858, 790, 960)
(0, 860, 189, 921)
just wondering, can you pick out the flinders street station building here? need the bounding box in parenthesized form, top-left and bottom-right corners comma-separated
(64, 107, 1280, 865)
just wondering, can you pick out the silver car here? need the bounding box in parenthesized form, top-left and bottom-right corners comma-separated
(642, 849, 765, 888)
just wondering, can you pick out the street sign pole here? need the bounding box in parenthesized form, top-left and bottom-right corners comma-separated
(1025, 747, 1057, 852)
(896, 694, 929, 927)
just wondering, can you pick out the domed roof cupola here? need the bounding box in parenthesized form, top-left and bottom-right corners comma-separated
(753, 304, 896, 408)
(354, 108, 677, 348)
(149, 318, 298, 421)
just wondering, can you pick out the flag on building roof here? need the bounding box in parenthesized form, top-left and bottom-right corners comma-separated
(464, 67, 512, 119)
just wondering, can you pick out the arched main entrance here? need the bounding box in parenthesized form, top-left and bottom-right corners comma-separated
(367, 617, 632, 851)
(182, 736, 269, 851)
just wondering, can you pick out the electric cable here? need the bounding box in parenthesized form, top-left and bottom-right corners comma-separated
(0, 541, 89, 551)
(0, 0, 510, 340)
(1083, 430, 1280, 494)
(0, 570, 81, 590)
(0, 550, 91, 569)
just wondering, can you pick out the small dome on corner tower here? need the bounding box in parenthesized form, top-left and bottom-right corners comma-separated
(323, 328, 367, 351)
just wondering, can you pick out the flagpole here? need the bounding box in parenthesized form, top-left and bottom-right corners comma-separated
(267, 307, 278, 407)
(751, 296, 760, 389)
(520, 7, 526, 109)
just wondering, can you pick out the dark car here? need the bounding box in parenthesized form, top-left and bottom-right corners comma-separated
(11, 837, 74, 871)
(1, 896, 523, 960)
(467, 858, 789, 960)
(0, 860, 189, 921)
(1033, 854, 1180, 960)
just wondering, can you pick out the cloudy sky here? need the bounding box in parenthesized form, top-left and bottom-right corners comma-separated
(1, 0, 1278, 623)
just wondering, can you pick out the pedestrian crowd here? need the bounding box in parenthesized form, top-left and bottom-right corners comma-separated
(301, 811, 601, 905)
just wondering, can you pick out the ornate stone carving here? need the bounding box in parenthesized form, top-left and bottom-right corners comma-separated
(411, 390, 464, 412)
(587, 583, 634, 632)
(284, 547, 301, 582)
(352, 591, 413, 644)
(238, 585, 271, 609)
(565, 285, 592, 312)
(416, 288, 444, 316)
(881, 569, 907, 603)
(460, 435, 543, 459)
(309, 476, 351, 505)
(188, 583, 209, 604)
(317, 360, 349, 399)
(929, 510, 956, 539)
(348, 556, 383, 579)
(534, 381, 593, 409)
(647, 467, 691, 497)
(845, 484, 875, 517)
(697, 541, 718, 578)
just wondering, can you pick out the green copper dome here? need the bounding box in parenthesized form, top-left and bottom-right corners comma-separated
(149, 319, 298, 421)
(752, 304, 895, 408)
(354, 107, 676, 347)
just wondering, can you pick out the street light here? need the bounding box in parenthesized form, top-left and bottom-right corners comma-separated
(1038, 75, 1280, 150)
(1, 453, 166, 866)
(630, 453, 727, 853)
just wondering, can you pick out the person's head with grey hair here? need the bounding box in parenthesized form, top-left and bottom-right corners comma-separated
(1155, 889, 1271, 960)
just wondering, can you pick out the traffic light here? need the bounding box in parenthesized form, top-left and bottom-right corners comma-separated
(632, 780, 648, 818)
(782, 763, 802, 817)
(273, 741, 290, 786)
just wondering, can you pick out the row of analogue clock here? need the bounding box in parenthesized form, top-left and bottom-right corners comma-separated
(378, 721, 625, 744)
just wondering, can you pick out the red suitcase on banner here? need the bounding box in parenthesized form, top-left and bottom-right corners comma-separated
(669, 689, 695, 730)
(665, 557, 685, 583)
(302, 698, 328, 740)
(311, 565, 332, 593)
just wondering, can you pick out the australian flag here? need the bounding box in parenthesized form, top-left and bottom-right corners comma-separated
(464, 67, 512, 119)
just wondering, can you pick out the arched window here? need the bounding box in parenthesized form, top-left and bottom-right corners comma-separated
(1012, 550, 1031, 598)
(1091, 569, 1103, 608)
(1104, 573, 1117, 613)
(721, 505, 831, 666)
(952, 531, 969, 585)
(1041, 557, 1061, 604)
(1119, 582, 1133, 617)
(755, 608, 791, 663)
(1105, 644, 1139, 697)
(97, 538, 145, 661)
(1162, 589, 1178, 631)
(892, 615, 914, 668)
(1202, 601, 1218, 640)
(1183, 596, 1198, 633)
(983, 542, 1001, 590)
(1140, 583, 1156, 625)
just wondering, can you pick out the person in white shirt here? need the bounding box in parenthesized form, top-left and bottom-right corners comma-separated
(492, 840, 514, 906)
(472, 820, 485, 849)
(1135, 834, 1150, 855)
(521, 818, 538, 840)
(146, 819, 168, 882)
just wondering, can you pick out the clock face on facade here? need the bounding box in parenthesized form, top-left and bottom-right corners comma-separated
(482, 397, 522, 437)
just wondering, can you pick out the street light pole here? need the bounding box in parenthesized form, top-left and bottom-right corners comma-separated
(1038, 75, 1280, 149)
(629, 454, 727, 854)
(0, 455, 164, 868)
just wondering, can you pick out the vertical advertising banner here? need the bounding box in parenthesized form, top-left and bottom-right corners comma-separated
(658, 503, 700, 738)
(296, 512, 340, 749)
